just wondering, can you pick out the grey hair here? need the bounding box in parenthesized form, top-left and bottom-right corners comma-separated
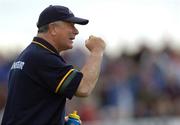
(38, 24, 49, 33)
(37, 21, 64, 33)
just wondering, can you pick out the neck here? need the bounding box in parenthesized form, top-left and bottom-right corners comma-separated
(36, 33, 60, 52)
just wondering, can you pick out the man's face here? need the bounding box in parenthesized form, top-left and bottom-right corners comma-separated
(52, 21, 79, 51)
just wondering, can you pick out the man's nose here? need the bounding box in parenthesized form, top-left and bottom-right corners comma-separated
(74, 27, 79, 35)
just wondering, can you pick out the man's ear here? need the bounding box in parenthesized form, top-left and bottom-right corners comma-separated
(48, 23, 57, 36)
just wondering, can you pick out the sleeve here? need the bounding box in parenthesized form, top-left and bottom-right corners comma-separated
(38, 66, 83, 99)
(24, 51, 83, 99)
(55, 69, 83, 99)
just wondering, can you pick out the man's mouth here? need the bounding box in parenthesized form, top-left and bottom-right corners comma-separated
(69, 37, 75, 41)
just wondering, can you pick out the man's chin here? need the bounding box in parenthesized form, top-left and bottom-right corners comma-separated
(68, 44, 73, 49)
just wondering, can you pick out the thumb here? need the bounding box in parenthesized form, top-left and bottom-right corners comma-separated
(65, 116, 68, 122)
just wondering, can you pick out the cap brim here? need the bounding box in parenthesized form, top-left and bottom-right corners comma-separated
(64, 17, 89, 25)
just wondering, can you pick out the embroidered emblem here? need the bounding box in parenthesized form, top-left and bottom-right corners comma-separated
(11, 61, 25, 70)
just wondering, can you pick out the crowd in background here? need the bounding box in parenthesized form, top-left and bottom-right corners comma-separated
(0, 40, 180, 122)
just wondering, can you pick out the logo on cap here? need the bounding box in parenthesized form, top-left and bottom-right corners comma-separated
(68, 9, 73, 14)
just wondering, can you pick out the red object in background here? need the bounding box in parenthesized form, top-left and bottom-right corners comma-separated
(79, 104, 97, 122)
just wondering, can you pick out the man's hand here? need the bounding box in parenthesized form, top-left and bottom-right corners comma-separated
(65, 116, 68, 123)
(85, 35, 106, 53)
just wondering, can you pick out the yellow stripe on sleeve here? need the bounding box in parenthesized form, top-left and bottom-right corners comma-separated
(55, 69, 75, 93)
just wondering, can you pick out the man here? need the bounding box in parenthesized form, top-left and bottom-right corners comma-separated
(1, 5, 106, 125)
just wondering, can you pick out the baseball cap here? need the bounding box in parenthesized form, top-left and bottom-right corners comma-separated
(37, 5, 89, 28)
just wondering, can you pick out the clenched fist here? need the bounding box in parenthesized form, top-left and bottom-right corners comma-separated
(85, 35, 106, 53)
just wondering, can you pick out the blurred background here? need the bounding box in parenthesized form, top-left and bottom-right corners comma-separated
(0, 0, 180, 124)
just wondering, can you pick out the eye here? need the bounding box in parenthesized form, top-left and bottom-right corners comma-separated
(69, 23, 74, 27)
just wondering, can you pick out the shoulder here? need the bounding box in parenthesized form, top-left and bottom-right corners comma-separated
(18, 44, 58, 65)
(17, 43, 68, 69)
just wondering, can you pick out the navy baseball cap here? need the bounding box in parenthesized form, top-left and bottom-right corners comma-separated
(37, 5, 89, 28)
